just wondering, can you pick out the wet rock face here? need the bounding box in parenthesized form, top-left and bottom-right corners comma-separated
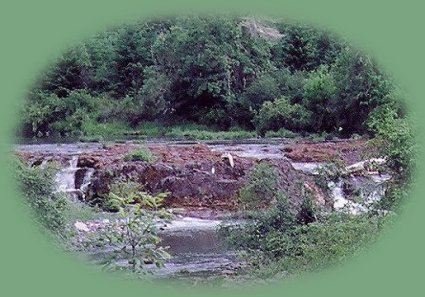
(84, 144, 325, 210)
(283, 140, 369, 165)
(21, 141, 371, 211)
(87, 144, 258, 209)
(16, 152, 70, 167)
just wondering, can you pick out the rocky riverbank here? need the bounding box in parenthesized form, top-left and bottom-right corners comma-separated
(16, 138, 381, 214)
(15, 138, 391, 278)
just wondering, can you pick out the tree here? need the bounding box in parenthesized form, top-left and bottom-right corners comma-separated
(242, 74, 280, 110)
(41, 44, 92, 97)
(303, 66, 337, 132)
(82, 181, 173, 274)
(135, 66, 172, 122)
(332, 47, 393, 134)
(272, 24, 316, 72)
(253, 96, 312, 135)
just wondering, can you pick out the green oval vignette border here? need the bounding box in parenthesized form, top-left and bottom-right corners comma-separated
(1, 1, 424, 296)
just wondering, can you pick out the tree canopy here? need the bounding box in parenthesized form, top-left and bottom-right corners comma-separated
(20, 16, 406, 139)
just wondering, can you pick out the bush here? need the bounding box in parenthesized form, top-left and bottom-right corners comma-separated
(103, 181, 143, 211)
(253, 96, 312, 136)
(264, 128, 299, 138)
(269, 213, 387, 274)
(21, 90, 110, 137)
(14, 159, 67, 233)
(123, 147, 156, 163)
(223, 194, 390, 279)
(239, 163, 279, 209)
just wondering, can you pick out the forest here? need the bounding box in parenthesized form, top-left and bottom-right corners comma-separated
(21, 16, 405, 140)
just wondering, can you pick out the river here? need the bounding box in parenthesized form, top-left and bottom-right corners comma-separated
(14, 139, 390, 277)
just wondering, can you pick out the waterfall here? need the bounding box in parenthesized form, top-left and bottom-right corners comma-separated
(80, 168, 95, 194)
(329, 173, 390, 215)
(55, 155, 79, 192)
(328, 180, 367, 215)
(54, 155, 94, 202)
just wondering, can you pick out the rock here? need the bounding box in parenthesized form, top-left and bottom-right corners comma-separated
(74, 168, 88, 189)
(74, 221, 89, 232)
(304, 182, 326, 206)
(342, 180, 360, 197)
(345, 158, 386, 175)
(84, 144, 319, 210)
(22, 142, 337, 211)
(221, 153, 235, 168)
(222, 269, 236, 276)
(241, 19, 285, 41)
(284, 140, 369, 165)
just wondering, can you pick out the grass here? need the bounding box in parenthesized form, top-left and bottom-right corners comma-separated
(164, 127, 256, 140)
(80, 120, 257, 141)
(123, 147, 156, 162)
(264, 128, 299, 138)
(79, 119, 345, 142)
(64, 201, 118, 223)
(135, 122, 256, 140)
(81, 119, 133, 137)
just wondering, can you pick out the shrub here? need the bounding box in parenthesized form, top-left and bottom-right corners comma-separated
(269, 213, 387, 274)
(123, 147, 156, 163)
(81, 181, 173, 274)
(239, 163, 279, 209)
(103, 181, 143, 212)
(223, 196, 390, 279)
(14, 159, 67, 233)
(367, 102, 415, 180)
(264, 128, 299, 138)
(366, 102, 415, 211)
(253, 96, 312, 136)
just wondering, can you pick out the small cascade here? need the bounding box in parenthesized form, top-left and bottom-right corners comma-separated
(55, 156, 79, 192)
(329, 173, 390, 215)
(329, 180, 367, 214)
(54, 155, 94, 202)
(290, 159, 391, 215)
(80, 168, 95, 193)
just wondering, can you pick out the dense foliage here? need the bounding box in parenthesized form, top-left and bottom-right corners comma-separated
(14, 160, 67, 233)
(239, 163, 279, 208)
(222, 192, 391, 279)
(20, 16, 404, 139)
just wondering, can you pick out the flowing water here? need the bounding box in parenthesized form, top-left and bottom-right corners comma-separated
(15, 141, 247, 277)
(15, 139, 390, 276)
(85, 216, 240, 278)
